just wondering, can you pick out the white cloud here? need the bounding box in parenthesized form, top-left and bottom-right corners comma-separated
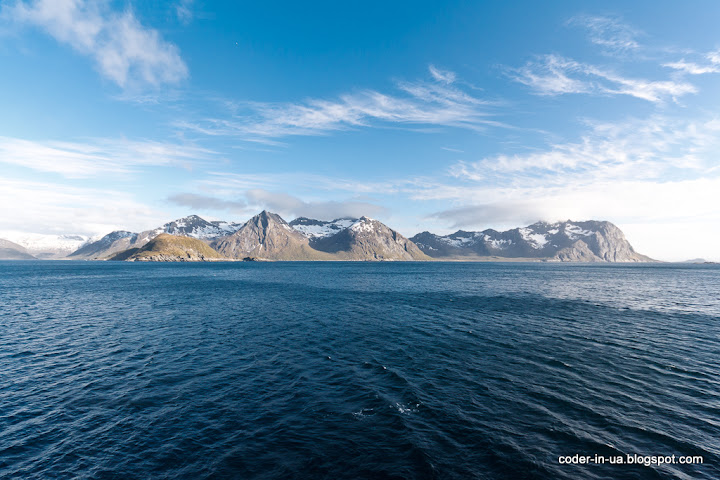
(405, 115, 720, 260)
(567, 15, 641, 54)
(5, 0, 187, 88)
(663, 60, 720, 75)
(422, 178, 720, 261)
(428, 65, 456, 84)
(0, 136, 213, 178)
(199, 171, 401, 200)
(449, 116, 720, 182)
(0, 178, 169, 237)
(511, 54, 696, 102)
(175, 0, 193, 25)
(662, 51, 720, 75)
(177, 68, 500, 141)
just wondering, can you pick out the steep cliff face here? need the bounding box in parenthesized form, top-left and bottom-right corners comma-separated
(575, 223, 652, 262)
(110, 234, 227, 262)
(212, 211, 331, 260)
(550, 240, 604, 262)
(310, 217, 430, 261)
(411, 220, 653, 262)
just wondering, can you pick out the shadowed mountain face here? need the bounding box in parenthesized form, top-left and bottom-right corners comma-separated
(0, 238, 37, 260)
(212, 211, 332, 260)
(411, 220, 653, 262)
(109, 234, 227, 262)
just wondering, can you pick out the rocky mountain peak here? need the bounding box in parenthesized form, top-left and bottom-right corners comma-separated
(212, 211, 320, 260)
(310, 216, 429, 261)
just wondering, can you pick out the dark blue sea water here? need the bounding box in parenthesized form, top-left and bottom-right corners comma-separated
(1, 261, 719, 479)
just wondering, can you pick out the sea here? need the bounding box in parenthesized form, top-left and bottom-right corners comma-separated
(1, 261, 719, 479)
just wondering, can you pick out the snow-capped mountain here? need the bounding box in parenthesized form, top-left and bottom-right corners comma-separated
(211, 212, 429, 261)
(68, 215, 244, 260)
(411, 220, 653, 262)
(288, 217, 357, 238)
(56, 215, 652, 262)
(307, 216, 429, 261)
(4, 233, 91, 259)
(154, 215, 243, 240)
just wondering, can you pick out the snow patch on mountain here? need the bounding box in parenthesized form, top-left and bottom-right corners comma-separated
(564, 224, 594, 240)
(350, 217, 377, 233)
(445, 236, 474, 247)
(161, 215, 242, 239)
(487, 238, 512, 249)
(290, 217, 357, 238)
(519, 228, 548, 249)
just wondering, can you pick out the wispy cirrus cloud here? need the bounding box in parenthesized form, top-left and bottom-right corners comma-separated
(175, 0, 194, 25)
(3, 0, 187, 89)
(566, 15, 641, 54)
(428, 65, 456, 84)
(449, 116, 720, 184)
(402, 113, 720, 260)
(177, 66, 502, 142)
(199, 171, 400, 197)
(663, 50, 720, 75)
(510, 54, 696, 102)
(0, 136, 213, 178)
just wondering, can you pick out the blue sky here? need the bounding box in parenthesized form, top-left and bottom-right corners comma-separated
(1, 0, 719, 260)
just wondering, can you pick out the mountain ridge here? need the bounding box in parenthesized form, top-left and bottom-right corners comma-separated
(30, 213, 657, 263)
(410, 220, 653, 262)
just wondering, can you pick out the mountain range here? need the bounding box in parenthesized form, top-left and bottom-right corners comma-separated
(0, 212, 655, 262)
(410, 220, 652, 262)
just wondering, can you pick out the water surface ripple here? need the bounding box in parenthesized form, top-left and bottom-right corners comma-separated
(1, 261, 719, 479)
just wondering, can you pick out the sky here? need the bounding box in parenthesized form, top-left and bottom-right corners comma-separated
(1, 0, 719, 261)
